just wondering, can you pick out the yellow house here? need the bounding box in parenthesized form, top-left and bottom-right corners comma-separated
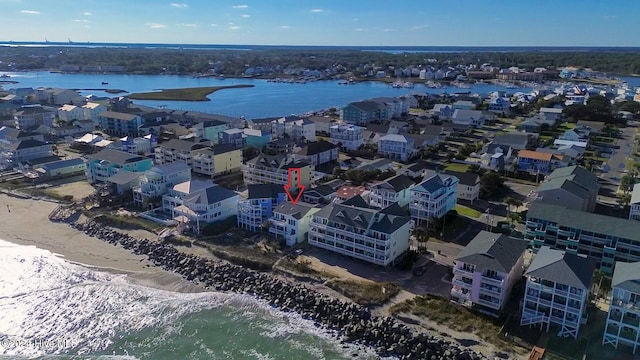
(192, 144, 242, 177)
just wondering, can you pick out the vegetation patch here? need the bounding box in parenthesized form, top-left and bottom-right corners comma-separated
(325, 279, 400, 307)
(105, 88, 127, 94)
(389, 294, 519, 352)
(443, 163, 470, 173)
(128, 84, 254, 101)
(92, 213, 164, 232)
(455, 204, 482, 218)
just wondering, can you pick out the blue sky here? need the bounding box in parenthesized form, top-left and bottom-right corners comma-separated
(0, 0, 638, 46)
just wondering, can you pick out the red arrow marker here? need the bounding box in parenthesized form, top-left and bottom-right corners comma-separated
(283, 167, 305, 205)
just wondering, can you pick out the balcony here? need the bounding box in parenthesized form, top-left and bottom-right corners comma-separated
(453, 266, 474, 277)
(451, 288, 471, 300)
(452, 277, 473, 289)
(481, 274, 505, 286)
(612, 298, 640, 312)
(477, 297, 501, 310)
(479, 284, 502, 296)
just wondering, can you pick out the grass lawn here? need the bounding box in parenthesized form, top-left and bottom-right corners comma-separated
(128, 84, 254, 101)
(93, 213, 164, 233)
(456, 204, 482, 218)
(325, 279, 401, 307)
(444, 163, 470, 172)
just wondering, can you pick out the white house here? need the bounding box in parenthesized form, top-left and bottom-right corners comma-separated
(293, 141, 339, 167)
(272, 116, 316, 142)
(603, 262, 640, 353)
(133, 162, 192, 210)
(409, 172, 458, 226)
(81, 102, 107, 122)
(330, 124, 364, 151)
(308, 196, 413, 266)
(58, 104, 84, 122)
(629, 183, 640, 221)
(378, 134, 416, 162)
(269, 201, 320, 246)
(452, 232, 528, 314)
(368, 174, 416, 208)
(451, 109, 485, 128)
(443, 170, 481, 204)
(162, 180, 238, 234)
(521, 246, 596, 339)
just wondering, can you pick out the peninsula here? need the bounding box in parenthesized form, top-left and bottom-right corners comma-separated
(128, 84, 254, 101)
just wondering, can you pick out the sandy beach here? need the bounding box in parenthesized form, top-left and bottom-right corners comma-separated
(0, 193, 204, 293)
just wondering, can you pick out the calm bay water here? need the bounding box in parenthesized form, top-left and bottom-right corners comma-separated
(1, 71, 540, 119)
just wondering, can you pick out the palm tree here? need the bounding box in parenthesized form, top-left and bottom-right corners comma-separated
(504, 197, 523, 224)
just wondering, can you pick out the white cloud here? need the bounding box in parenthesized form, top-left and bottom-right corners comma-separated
(311, 9, 324, 13)
(354, 28, 366, 32)
(72, 19, 90, 23)
(83, 12, 92, 16)
(383, 28, 396, 32)
(20, 10, 40, 15)
(232, 4, 248, 9)
(170, 3, 189, 8)
(210, 23, 218, 27)
(229, 25, 241, 30)
(240, 14, 250, 18)
(279, 25, 291, 29)
(147, 23, 167, 28)
(179, 23, 197, 27)
(410, 24, 429, 30)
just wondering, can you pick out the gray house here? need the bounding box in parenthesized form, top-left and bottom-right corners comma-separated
(533, 166, 599, 212)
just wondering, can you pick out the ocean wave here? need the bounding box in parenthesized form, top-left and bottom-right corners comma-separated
(0, 239, 385, 359)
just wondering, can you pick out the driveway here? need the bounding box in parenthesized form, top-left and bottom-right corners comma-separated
(599, 126, 636, 202)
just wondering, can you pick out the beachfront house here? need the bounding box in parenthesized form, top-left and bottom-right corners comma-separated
(521, 246, 596, 339)
(603, 262, 640, 353)
(133, 162, 192, 210)
(237, 184, 287, 232)
(629, 184, 640, 221)
(84, 148, 153, 184)
(269, 201, 320, 246)
(409, 172, 458, 226)
(162, 179, 238, 234)
(308, 196, 413, 266)
(451, 232, 528, 314)
(368, 174, 416, 208)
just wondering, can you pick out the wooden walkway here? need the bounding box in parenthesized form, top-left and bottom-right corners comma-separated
(528, 331, 550, 360)
(527, 346, 545, 360)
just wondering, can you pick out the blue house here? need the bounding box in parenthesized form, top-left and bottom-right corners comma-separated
(237, 184, 287, 232)
(244, 128, 272, 149)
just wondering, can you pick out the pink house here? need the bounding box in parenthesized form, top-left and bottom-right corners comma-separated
(452, 231, 528, 315)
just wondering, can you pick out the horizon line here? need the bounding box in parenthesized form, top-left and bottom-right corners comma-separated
(1, 40, 640, 50)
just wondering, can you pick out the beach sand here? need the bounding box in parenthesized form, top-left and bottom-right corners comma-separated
(0, 193, 204, 293)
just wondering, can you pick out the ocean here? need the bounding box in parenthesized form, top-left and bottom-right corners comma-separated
(0, 239, 382, 359)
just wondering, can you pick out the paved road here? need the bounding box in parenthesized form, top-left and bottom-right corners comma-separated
(599, 126, 637, 202)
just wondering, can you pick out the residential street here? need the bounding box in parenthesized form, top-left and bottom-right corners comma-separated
(598, 126, 637, 203)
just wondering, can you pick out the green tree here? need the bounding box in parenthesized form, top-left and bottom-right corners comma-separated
(480, 171, 504, 197)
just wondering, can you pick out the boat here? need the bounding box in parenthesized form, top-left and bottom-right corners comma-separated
(0, 74, 10, 79)
(101, 81, 109, 85)
(403, 81, 414, 88)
